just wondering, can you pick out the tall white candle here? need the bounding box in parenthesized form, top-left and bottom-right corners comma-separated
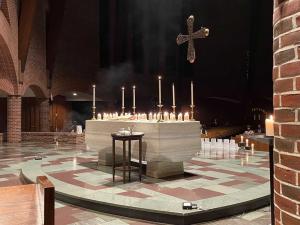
(92, 84, 96, 108)
(172, 83, 175, 106)
(121, 86, 125, 109)
(246, 139, 249, 147)
(191, 81, 194, 106)
(265, 115, 274, 136)
(241, 135, 244, 143)
(133, 85, 136, 108)
(158, 76, 162, 105)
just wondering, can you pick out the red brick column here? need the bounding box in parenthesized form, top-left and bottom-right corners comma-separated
(39, 99, 50, 132)
(273, 0, 300, 224)
(7, 95, 21, 143)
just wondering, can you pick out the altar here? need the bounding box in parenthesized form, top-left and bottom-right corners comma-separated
(85, 119, 202, 178)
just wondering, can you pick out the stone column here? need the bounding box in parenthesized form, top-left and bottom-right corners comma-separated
(7, 95, 21, 143)
(273, 0, 300, 224)
(39, 99, 50, 132)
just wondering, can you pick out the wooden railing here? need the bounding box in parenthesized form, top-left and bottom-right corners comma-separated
(0, 176, 55, 225)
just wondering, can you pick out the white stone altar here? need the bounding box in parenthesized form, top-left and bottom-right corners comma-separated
(85, 120, 202, 178)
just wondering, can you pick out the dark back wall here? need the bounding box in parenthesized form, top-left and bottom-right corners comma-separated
(98, 0, 273, 126)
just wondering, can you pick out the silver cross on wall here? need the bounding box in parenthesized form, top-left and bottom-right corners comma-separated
(177, 15, 209, 64)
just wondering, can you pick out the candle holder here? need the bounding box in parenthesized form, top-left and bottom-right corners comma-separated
(92, 106, 96, 120)
(190, 104, 195, 121)
(172, 105, 176, 114)
(157, 104, 164, 122)
(132, 106, 136, 115)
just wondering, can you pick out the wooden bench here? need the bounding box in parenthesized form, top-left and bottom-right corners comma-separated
(0, 176, 55, 225)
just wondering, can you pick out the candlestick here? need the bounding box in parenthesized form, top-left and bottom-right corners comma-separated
(121, 86, 125, 115)
(191, 81, 194, 106)
(172, 83, 176, 113)
(157, 76, 163, 121)
(92, 84, 96, 120)
(158, 76, 162, 105)
(265, 115, 274, 136)
(132, 85, 136, 114)
(190, 81, 195, 120)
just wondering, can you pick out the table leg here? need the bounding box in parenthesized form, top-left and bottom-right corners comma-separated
(112, 139, 115, 182)
(128, 140, 131, 182)
(123, 140, 126, 184)
(139, 138, 142, 182)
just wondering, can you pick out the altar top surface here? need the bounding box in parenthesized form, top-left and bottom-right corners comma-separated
(86, 119, 200, 124)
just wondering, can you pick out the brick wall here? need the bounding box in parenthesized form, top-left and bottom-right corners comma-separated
(22, 132, 85, 144)
(273, 0, 300, 224)
(7, 95, 21, 142)
(51, 0, 99, 96)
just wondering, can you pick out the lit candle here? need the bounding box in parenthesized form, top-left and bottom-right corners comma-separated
(246, 139, 249, 147)
(121, 86, 125, 112)
(241, 135, 244, 143)
(251, 143, 254, 154)
(178, 113, 183, 121)
(170, 113, 176, 121)
(153, 113, 157, 120)
(172, 83, 175, 106)
(133, 85, 136, 110)
(158, 76, 162, 105)
(164, 112, 169, 121)
(265, 115, 274, 136)
(191, 81, 194, 106)
(97, 113, 101, 120)
(149, 112, 153, 120)
(184, 112, 189, 121)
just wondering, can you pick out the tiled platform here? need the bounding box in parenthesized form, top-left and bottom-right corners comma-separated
(16, 142, 270, 224)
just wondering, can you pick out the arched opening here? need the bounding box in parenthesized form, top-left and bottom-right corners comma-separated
(0, 89, 8, 135)
(22, 85, 47, 132)
(49, 92, 103, 132)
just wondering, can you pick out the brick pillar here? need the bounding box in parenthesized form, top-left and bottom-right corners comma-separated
(273, 0, 300, 224)
(7, 95, 21, 143)
(39, 99, 50, 132)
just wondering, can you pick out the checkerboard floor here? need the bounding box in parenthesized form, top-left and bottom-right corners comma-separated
(0, 142, 271, 224)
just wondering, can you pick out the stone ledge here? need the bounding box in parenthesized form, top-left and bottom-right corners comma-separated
(21, 132, 85, 144)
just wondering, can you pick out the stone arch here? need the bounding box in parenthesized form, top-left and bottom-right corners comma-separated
(23, 84, 47, 98)
(0, 12, 18, 94)
(0, 0, 11, 24)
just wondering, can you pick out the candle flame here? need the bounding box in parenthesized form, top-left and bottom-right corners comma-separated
(158, 75, 162, 80)
(270, 115, 273, 121)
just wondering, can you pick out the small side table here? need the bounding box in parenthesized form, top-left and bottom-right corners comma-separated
(111, 132, 144, 183)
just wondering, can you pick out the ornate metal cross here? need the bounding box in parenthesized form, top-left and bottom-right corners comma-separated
(177, 15, 209, 63)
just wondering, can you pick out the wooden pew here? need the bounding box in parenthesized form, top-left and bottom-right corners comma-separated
(0, 176, 54, 225)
